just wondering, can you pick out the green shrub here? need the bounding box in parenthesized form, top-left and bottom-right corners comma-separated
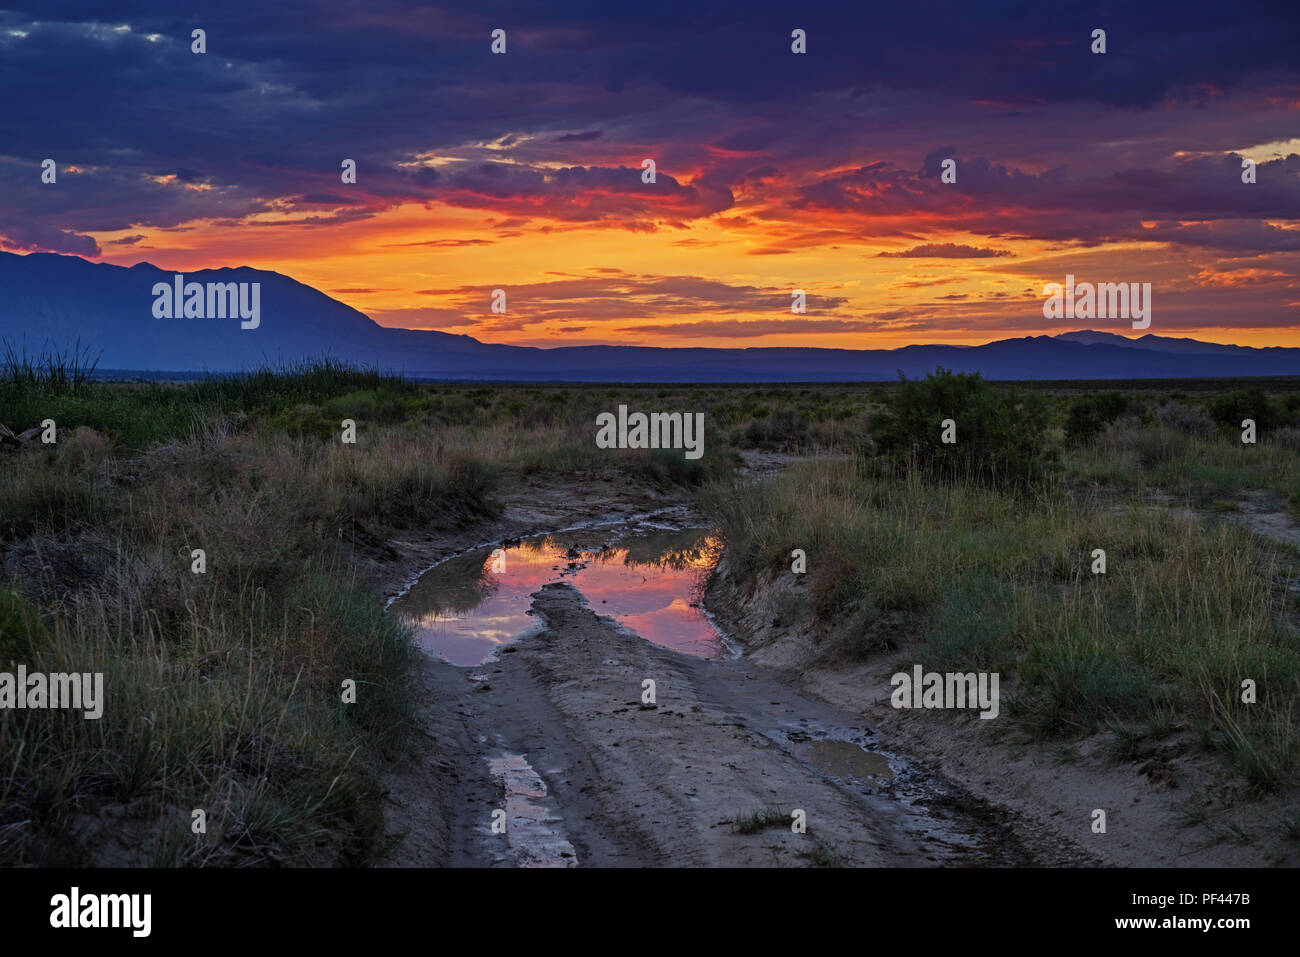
(1065, 392, 1131, 445)
(640, 448, 709, 487)
(1208, 389, 1282, 431)
(869, 367, 1057, 488)
(740, 407, 811, 450)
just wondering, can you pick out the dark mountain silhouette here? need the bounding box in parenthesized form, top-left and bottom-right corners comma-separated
(3, 251, 1298, 382)
(1053, 330, 1259, 356)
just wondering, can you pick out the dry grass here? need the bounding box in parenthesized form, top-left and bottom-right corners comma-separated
(0, 415, 498, 865)
(706, 455, 1300, 791)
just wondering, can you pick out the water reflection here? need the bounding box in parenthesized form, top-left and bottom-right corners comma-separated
(390, 526, 725, 666)
(790, 737, 894, 780)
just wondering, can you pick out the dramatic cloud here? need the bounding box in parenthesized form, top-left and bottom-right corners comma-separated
(878, 243, 1012, 258)
(0, 217, 99, 256)
(0, 1, 1294, 346)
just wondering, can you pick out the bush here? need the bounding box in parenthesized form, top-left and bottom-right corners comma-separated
(1153, 400, 1215, 437)
(1208, 388, 1282, 431)
(1280, 392, 1300, 419)
(1101, 416, 1188, 471)
(640, 448, 709, 487)
(1065, 392, 1131, 445)
(740, 407, 811, 450)
(869, 367, 1057, 488)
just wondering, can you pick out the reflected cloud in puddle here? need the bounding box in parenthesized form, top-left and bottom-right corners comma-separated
(487, 752, 578, 868)
(390, 525, 724, 666)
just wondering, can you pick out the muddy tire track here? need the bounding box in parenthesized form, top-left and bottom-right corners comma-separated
(384, 576, 1034, 867)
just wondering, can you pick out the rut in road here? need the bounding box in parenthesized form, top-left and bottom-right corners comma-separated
(386, 580, 1032, 868)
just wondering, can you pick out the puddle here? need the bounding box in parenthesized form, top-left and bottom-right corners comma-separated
(487, 753, 578, 868)
(390, 524, 725, 666)
(775, 727, 996, 859)
(790, 736, 893, 780)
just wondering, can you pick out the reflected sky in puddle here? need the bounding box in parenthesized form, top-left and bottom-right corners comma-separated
(790, 737, 894, 781)
(487, 752, 578, 868)
(390, 525, 724, 666)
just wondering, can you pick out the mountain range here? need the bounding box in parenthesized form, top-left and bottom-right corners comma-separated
(2, 251, 1297, 382)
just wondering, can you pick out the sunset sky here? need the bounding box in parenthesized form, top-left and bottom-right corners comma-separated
(2, 1, 1297, 348)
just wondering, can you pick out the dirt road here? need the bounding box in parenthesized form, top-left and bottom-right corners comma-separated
(384, 577, 1050, 867)
(375, 466, 1063, 868)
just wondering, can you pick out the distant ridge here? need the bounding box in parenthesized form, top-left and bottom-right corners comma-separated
(1053, 330, 1259, 356)
(3, 251, 1298, 382)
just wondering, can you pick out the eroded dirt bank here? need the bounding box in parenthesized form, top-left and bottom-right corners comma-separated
(704, 564, 1300, 869)
(375, 465, 1068, 867)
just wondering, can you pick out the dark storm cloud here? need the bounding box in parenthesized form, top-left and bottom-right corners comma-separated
(0, 215, 99, 255)
(791, 152, 1300, 247)
(0, 1, 1296, 253)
